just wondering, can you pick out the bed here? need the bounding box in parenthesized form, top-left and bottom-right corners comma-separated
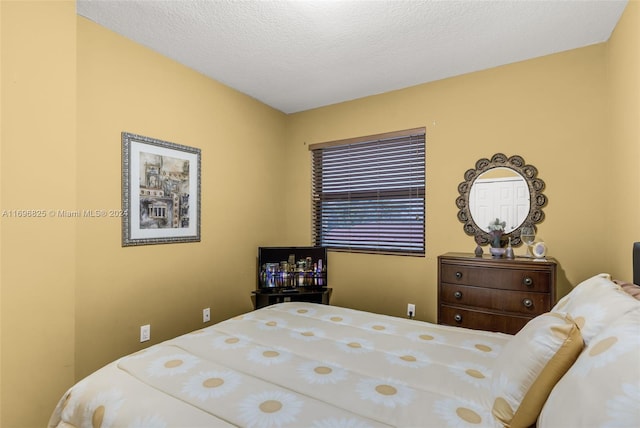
(50, 261, 640, 427)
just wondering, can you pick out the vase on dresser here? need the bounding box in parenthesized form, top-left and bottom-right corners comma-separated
(489, 247, 506, 258)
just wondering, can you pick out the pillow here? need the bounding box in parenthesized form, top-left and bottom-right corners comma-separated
(552, 273, 640, 345)
(539, 308, 640, 427)
(491, 312, 583, 428)
(614, 279, 640, 300)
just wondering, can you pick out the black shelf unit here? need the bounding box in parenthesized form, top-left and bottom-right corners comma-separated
(253, 246, 331, 309)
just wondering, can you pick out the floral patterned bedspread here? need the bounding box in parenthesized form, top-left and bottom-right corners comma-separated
(49, 302, 511, 427)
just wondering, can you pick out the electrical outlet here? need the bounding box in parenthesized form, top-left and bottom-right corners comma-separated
(407, 303, 416, 318)
(203, 307, 211, 323)
(140, 324, 151, 342)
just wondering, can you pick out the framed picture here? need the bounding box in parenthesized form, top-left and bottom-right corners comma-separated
(122, 132, 201, 246)
(532, 241, 547, 259)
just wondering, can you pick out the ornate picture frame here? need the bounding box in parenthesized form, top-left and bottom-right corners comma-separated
(121, 132, 201, 246)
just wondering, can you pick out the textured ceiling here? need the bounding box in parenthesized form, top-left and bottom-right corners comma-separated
(77, 0, 627, 113)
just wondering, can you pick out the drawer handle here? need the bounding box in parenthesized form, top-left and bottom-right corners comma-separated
(523, 298, 534, 308)
(454, 291, 463, 299)
(523, 277, 533, 287)
(454, 314, 463, 323)
(455, 271, 463, 279)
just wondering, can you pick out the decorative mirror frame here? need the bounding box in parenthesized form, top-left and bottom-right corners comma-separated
(456, 153, 546, 246)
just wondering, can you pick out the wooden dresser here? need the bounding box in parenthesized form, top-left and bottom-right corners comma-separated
(438, 252, 557, 335)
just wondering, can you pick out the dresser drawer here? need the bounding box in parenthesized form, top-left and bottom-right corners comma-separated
(439, 305, 531, 335)
(440, 262, 551, 293)
(440, 283, 550, 316)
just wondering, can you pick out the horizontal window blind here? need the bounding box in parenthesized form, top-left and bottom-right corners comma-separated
(310, 128, 425, 256)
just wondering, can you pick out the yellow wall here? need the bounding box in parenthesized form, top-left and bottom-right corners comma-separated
(285, 44, 610, 319)
(0, 2, 3, 423)
(2, 2, 289, 426)
(75, 17, 288, 379)
(0, 1, 638, 427)
(1, 2, 76, 426)
(608, 0, 640, 279)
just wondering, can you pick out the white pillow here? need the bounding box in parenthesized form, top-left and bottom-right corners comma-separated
(539, 308, 640, 427)
(552, 273, 640, 345)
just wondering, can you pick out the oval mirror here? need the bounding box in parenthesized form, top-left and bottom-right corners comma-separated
(456, 153, 547, 246)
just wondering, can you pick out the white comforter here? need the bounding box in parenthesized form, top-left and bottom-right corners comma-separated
(50, 302, 511, 427)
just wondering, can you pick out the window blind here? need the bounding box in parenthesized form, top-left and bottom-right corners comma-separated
(310, 128, 425, 256)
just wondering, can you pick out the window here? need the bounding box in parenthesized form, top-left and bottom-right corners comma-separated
(310, 128, 425, 256)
